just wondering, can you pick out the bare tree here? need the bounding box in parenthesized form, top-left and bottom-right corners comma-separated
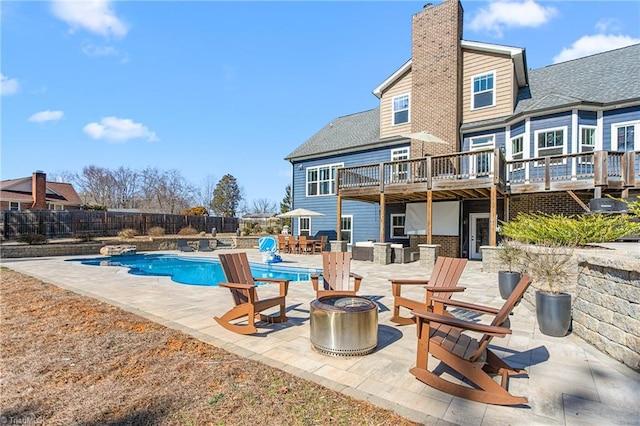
(251, 198, 277, 215)
(196, 174, 218, 208)
(111, 166, 138, 209)
(74, 165, 117, 207)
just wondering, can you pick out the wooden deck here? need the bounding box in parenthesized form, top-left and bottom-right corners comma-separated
(337, 149, 639, 203)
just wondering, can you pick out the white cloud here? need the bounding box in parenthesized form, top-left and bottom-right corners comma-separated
(81, 42, 119, 57)
(28, 110, 64, 123)
(1, 73, 20, 96)
(469, 0, 557, 38)
(553, 34, 640, 63)
(595, 18, 622, 34)
(51, 0, 128, 38)
(83, 116, 159, 142)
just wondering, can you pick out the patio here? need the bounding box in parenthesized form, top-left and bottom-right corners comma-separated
(2, 249, 638, 425)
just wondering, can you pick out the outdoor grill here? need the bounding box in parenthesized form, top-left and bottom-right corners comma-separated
(310, 296, 378, 357)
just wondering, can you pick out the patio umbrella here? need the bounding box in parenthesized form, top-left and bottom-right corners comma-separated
(277, 208, 325, 218)
(400, 131, 448, 144)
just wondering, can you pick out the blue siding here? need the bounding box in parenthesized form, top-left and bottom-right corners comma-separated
(511, 120, 525, 136)
(529, 111, 572, 155)
(603, 106, 640, 151)
(290, 144, 409, 243)
(461, 128, 505, 152)
(578, 110, 597, 126)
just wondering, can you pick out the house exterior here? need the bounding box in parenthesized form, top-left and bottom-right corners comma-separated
(285, 0, 640, 259)
(0, 171, 82, 211)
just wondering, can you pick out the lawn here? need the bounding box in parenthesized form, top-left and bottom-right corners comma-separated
(0, 268, 418, 425)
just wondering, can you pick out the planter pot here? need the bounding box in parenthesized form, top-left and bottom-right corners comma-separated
(498, 271, 522, 299)
(535, 291, 572, 337)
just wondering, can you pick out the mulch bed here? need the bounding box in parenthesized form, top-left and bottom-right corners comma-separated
(0, 268, 419, 425)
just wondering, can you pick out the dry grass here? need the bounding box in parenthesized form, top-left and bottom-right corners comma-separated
(0, 268, 419, 425)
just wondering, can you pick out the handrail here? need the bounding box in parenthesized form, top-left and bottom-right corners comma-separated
(337, 150, 639, 193)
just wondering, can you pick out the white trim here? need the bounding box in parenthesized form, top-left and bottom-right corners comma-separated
(9, 201, 20, 211)
(611, 120, 639, 151)
(469, 212, 491, 260)
(571, 110, 578, 155)
(578, 125, 597, 165)
(305, 162, 343, 197)
(461, 40, 523, 57)
(372, 59, 411, 98)
(470, 70, 496, 111)
(392, 93, 410, 126)
(390, 213, 408, 240)
(534, 126, 568, 157)
(298, 216, 311, 237)
(505, 124, 512, 157)
(469, 134, 495, 177)
(596, 111, 604, 150)
(340, 215, 353, 245)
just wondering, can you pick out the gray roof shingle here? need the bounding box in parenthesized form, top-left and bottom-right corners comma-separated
(285, 108, 380, 161)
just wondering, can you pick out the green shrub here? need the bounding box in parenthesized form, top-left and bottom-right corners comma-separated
(17, 233, 47, 245)
(241, 227, 250, 236)
(147, 226, 165, 237)
(264, 226, 274, 235)
(177, 226, 198, 235)
(117, 228, 138, 239)
(252, 224, 263, 234)
(500, 212, 640, 246)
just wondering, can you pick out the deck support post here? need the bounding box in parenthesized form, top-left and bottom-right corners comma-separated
(427, 190, 433, 245)
(379, 193, 386, 243)
(490, 186, 497, 247)
(336, 195, 342, 242)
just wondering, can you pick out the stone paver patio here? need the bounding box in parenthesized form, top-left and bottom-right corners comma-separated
(2, 249, 639, 425)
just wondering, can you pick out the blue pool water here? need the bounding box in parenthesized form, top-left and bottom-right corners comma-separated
(71, 254, 318, 287)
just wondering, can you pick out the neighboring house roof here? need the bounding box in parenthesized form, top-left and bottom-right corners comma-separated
(0, 177, 82, 205)
(288, 44, 640, 160)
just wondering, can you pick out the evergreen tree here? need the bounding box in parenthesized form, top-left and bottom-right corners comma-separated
(211, 174, 242, 217)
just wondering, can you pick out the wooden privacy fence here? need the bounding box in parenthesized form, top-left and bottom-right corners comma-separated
(0, 211, 239, 240)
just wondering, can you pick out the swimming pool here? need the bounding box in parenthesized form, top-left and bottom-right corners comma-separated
(71, 254, 318, 287)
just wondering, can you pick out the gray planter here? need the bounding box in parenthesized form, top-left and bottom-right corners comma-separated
(535, 291, 572, 337)
(498, 271, 521, 299)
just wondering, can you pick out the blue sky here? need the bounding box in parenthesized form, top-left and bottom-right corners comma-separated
(2, 1, 639, 207)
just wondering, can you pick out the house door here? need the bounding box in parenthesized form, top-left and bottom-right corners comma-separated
(469, 213, 490, 260)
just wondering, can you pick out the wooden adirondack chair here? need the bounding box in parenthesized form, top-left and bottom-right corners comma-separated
(389, 256, 468, 325)
(311, 251, 363, 298)
(214, 252, 289, 335)
(410, 274, 533, 406)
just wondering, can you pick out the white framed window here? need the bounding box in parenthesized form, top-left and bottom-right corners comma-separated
(298, 217, 310, 236)
(535, 127, 567, 165)
(48, 203, 64, 210)
(392, 94, 410, 125)
(612, 121, 638, 151)
(579, 125, 596, 164)
(391, 147, 410, 182)
(306, 163, 343, 197)
(471, 71, 495, 110)
(511, 136, 525, 170)
(340, 215, 352, 245)
(470, 135, 495, 177)
(9, 202, 20, 211)
(390, 214, 407, 239)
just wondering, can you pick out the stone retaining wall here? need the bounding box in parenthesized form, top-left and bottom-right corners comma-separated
(574, 254, 640, 370)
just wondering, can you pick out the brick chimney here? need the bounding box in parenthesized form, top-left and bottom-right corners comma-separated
(31, 171, 47, 210)
(410, 0, 463, 157)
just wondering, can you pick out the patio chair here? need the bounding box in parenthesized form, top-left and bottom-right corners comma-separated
(389, 256, 467, 325)
(277, 234, 290, 254)
(177, 239, 194, 252)
(298, 235, 313, 255)
(214, 252, 289, 335)
(409, 274, 533, 405)
(198, 240, 212, 252)
(311, 251, 363, 298)
(313, 235, 328, 254)
(258, 236, 282, 263)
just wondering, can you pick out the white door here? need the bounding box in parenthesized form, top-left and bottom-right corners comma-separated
(469, 213, 491, 260)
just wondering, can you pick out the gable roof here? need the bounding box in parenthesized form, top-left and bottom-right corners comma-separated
(0, 177, 82, 205)
(285, 108, 384, 161)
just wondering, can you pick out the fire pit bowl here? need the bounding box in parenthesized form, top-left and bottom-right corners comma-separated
(310, 296, 378, 357)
